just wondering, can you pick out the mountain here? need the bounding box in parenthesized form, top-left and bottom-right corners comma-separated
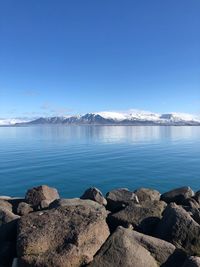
(3, 111, 199, 126)
(0, 118, 30, 126)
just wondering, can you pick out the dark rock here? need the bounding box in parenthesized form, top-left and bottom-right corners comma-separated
(155, 203, 200, 255)
(80, 187, 107, 206)
(25, 185, 60, 209)
(194, 191, 200, 204)
(0, 241, 16, 267)
(8, 198, 27, 214)
(108, 200, 166, 234)
(161, 186, 194, 204)
(181, 198, 200, 225)
(89, 226, 186, 267)
(106, 188, 139, 212)
(17, 202, 33, 216)
(182, 256, 200, 267)
(183, 198, 200, 209)
(134, 188, 160, 203)
(17, 200, 109, 267)
(0, 208, 20, 242)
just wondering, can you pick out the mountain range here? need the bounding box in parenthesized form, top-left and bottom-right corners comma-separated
(1, 111, 200, 126)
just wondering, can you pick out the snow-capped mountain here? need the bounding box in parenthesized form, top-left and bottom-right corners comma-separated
(0, 118, 31, 126)
(1, 111, 200, 126)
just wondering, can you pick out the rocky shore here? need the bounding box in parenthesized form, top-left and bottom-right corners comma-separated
(1, 185, 200, 267)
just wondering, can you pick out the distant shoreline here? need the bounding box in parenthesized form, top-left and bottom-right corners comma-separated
(1, 124, 200, 127)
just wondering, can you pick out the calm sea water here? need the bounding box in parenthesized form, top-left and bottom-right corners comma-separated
(0, 126, 200, 198)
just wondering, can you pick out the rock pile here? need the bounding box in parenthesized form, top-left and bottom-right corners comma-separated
(1, 185, 200, 266)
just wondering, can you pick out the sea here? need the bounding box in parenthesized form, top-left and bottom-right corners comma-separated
(0, 126, 200, 198)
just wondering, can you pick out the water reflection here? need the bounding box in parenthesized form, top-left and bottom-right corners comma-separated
(0, 126, 200, 144)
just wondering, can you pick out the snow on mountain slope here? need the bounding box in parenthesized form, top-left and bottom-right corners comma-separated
(96, 112, 128, 121)
(97, 111, 200, 123)
(0, 118, 31, 126)
(96, 111, 161, 121)
(1, 111, 200, 125)
(160, 113, 200, 122)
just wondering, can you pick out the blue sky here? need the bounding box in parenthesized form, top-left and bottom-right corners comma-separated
(0, 0, 200, 118)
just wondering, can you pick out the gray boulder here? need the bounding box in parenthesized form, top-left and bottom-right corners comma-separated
(108, 200, 166, 234)
(155, 203, 200, 255)
(25, 185, 60, 209)
(182, 256, 200, 267)
(17, 200, 110, 267)
(134, 188, 160, 203)
(106, 188, 139, 212)
(89, 226, 186, 267)
(80, 187, 107, 206)
(161, 186, 194, 204)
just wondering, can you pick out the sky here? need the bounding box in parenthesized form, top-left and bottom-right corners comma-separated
(0, 0, 200, 118)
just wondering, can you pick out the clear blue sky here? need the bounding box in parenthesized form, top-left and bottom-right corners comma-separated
(0, 0, 200, 118)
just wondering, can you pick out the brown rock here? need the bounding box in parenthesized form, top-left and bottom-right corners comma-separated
(0, 199, 13, 212)
(134, 188, 160, 203)
(106, 188, 139, 212)
(155, 203, 200, 255)
(8, 198, 26, 214)
(161, 186, 194, 204)
(108, 200, 166, 234)
(17, 202, 33, 216)
(25, 185, 59, 209)
(0, 207, 20, 225)
(89, 226, 186, 267)
(17, 200, 109, 267)
(49, 198, 102, 209)
(80, 187, 107, 206)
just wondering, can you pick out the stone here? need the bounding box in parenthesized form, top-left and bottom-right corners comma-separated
(0, 207, 20, 225)
(25, 185, 60, 209)
(108, 200, 166, 234)
(17, 202, 33, 216)
(106, 188, 139, 212)
(8, 198, 27, 214)
(80, 187, 107, 206)
(134, 188, 160, 203)
(0, 199, 13, 212)
(17, 200, 110, 267)
(0, 207, 20, 242)
(12, 258, 18, 267)
(194, 191, 200, 204)
(155, 203, 200, 255)
(0, 196, 12, 200)
(182, 256, 200, 267)
(89, 226, 186, 267)
(49, 198, 103, 209)
(0, 241, 16, 267)
(161, 186, 194, 204)
(183, 198, 200, 209)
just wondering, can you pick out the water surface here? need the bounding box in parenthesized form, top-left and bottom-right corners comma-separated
(0, 126, 200, 197)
